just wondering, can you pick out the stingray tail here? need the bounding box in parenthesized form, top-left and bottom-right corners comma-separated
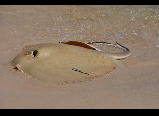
(87, 41, 131, 60)
(111, 42, 131, 60)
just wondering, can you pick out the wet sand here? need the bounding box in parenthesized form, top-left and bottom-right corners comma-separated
(0, 5, 159, 109)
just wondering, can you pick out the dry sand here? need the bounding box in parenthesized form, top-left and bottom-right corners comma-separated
(0, 5, 159, 109)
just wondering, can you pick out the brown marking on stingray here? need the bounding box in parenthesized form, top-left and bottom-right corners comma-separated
(72, 68, 90, 75)
(13, 66, 19, 70)
(61, 41, 97, 50)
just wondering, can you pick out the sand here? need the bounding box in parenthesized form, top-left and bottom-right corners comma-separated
(0, 5, 159, 109)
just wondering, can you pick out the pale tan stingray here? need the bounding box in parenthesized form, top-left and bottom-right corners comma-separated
(11, 41, 131, 85)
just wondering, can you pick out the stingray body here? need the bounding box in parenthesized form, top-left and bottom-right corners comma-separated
(11, 41, 131, 85)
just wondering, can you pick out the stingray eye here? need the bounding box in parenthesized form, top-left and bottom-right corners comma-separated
(30, 50, 38, 58)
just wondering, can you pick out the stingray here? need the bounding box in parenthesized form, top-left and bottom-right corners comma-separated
(11, 41, 131, 85)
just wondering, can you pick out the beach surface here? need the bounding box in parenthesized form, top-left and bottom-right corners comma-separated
(0, 5, 159, 109)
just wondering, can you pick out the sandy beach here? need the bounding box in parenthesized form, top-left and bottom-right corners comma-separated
(0, 5, 159, 109)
